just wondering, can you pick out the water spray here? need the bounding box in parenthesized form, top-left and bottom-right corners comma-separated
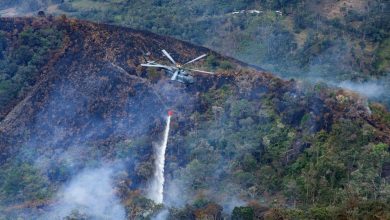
(147, 110, 173, 204)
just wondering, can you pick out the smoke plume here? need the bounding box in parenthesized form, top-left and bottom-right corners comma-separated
(42, 166, 126, 220)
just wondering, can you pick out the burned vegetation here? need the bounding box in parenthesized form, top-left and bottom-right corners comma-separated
(0, 17, 389, 219)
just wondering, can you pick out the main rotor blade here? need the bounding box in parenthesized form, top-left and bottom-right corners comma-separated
(141, 63, 172, 69)
(183, 68, 214, 75)
(183, 54, 207, 66)
(162, 49, 176, 65)
(171, 70, 179, 80)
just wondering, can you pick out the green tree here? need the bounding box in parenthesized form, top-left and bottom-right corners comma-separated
(232, 206, 254, 220)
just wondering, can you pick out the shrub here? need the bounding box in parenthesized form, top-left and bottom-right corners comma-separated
(232, 206, 254, 220)
(219, 60, 233, 70)
(0, 162, 51, 204)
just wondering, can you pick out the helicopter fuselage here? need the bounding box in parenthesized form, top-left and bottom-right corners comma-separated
(165, 69, 195, 84)
(141, 49, 212, 84)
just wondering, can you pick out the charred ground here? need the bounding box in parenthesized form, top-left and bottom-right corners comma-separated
(0, 17, 389, 219)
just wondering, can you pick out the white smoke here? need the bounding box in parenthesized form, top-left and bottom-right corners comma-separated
(221, 197, 246, 214)
(338, 81, 385, 98)
(147, 115, 171, 204)
(164, 178, 189, 208)
(42, 166, 126, 220)
(152, 209, 169, 220)
(304, 77, 387, 99)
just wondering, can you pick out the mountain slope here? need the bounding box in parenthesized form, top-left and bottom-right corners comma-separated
(2, 1, 389, 78)
(0, 17, 389, 219)
(2, 0, 389, 108)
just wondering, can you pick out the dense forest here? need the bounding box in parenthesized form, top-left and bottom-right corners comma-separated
(0, 26, 63, 119)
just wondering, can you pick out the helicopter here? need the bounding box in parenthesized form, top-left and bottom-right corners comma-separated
(141, 49, 214, 84)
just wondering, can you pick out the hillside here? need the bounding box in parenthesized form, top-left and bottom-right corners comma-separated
(0, 17, 389, 219)
(1, 1, 389, 82)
